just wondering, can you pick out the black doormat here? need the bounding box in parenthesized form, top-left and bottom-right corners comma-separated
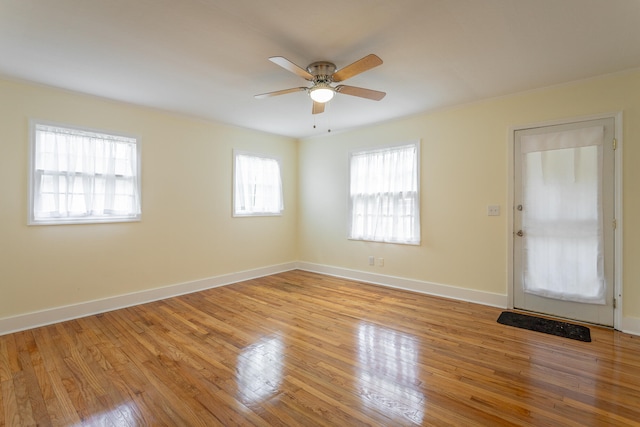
(497, 311, 591, 342)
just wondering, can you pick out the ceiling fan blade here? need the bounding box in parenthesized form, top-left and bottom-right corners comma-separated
(335, 85, 386, 101)
(312, 101, 325, 115)
(269, 56, 314, 80)
(332, 54, 383, 82)
(254, 87, 307, 99)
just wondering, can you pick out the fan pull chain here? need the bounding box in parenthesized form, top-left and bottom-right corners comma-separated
(311, 101, 331, 132)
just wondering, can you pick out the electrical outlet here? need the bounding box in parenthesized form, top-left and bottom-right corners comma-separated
(368, 256, 375, 266)
(377, 258, 384, 267)
(487, 205, 500, 216)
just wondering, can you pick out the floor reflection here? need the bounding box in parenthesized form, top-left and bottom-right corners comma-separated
(70, 402, 138, 426)
(357, 322, 424, 424)
(236, 335, 284, 403)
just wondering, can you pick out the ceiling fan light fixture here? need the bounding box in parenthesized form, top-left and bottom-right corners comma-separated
(309, 83, 334, 103)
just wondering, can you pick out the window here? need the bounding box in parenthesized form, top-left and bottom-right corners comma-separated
(233, 151, 283, 216)
(29, 121, 141, 225)
(349, 141, 420, 244)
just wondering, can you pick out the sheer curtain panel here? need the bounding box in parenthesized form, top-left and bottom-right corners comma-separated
(521, 126, 605, 304)
(349, 142, 420, 244)
(30, 122, 141, 225)
(234, 152, 283, 216)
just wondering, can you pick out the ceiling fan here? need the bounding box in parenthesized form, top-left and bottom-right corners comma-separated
(255, 54, 386, 114)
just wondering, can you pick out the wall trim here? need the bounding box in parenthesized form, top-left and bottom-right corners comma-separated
(3, 261, 637, 337)
(297, 262, 640, 336)
(621, 317, 640, 336)
(0, 262, 297, 336)
(296, 262, 508, 308)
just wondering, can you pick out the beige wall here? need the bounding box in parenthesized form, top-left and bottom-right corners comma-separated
(0, 78, 298, 320)
(2, 69, 639, 331)
(298, 70, 640, 323)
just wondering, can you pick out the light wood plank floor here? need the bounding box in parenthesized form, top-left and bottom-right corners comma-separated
(1, 270, 640, 426)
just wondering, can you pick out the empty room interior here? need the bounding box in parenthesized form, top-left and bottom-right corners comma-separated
(1, 1, 640, 426)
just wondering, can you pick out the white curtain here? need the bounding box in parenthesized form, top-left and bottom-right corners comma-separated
(349, 143, 420, 244)
(33, 124, 140, 220)
(521, 126, 605, 304)
(234, 153, 283, 215)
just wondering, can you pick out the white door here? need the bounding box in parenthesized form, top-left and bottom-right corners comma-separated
(513, 117, 615, 326)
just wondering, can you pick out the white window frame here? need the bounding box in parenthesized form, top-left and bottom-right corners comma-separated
(28, 120, 142, 225)
(233, 150, 284, 217)
(348, 140, 421, 245)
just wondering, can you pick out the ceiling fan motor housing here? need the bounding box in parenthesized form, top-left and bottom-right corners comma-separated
(307, 61, 336, 84)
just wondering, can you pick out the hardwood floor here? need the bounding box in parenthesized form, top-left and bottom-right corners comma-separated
(1, 270, 640, 426)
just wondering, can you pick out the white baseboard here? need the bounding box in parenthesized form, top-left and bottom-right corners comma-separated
(296, 262, 508, 308)
(296, 263, 640, 337)
(297, 262, 640, 335)
(4, 261, 637, 337)
(621, 316, 640, 336)
(0, 262, 297, 336)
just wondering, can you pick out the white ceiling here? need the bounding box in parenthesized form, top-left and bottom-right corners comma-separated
(1, 0, 639, 138)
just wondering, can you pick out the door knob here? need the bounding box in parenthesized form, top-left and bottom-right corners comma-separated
(516, 230, 524, 237)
